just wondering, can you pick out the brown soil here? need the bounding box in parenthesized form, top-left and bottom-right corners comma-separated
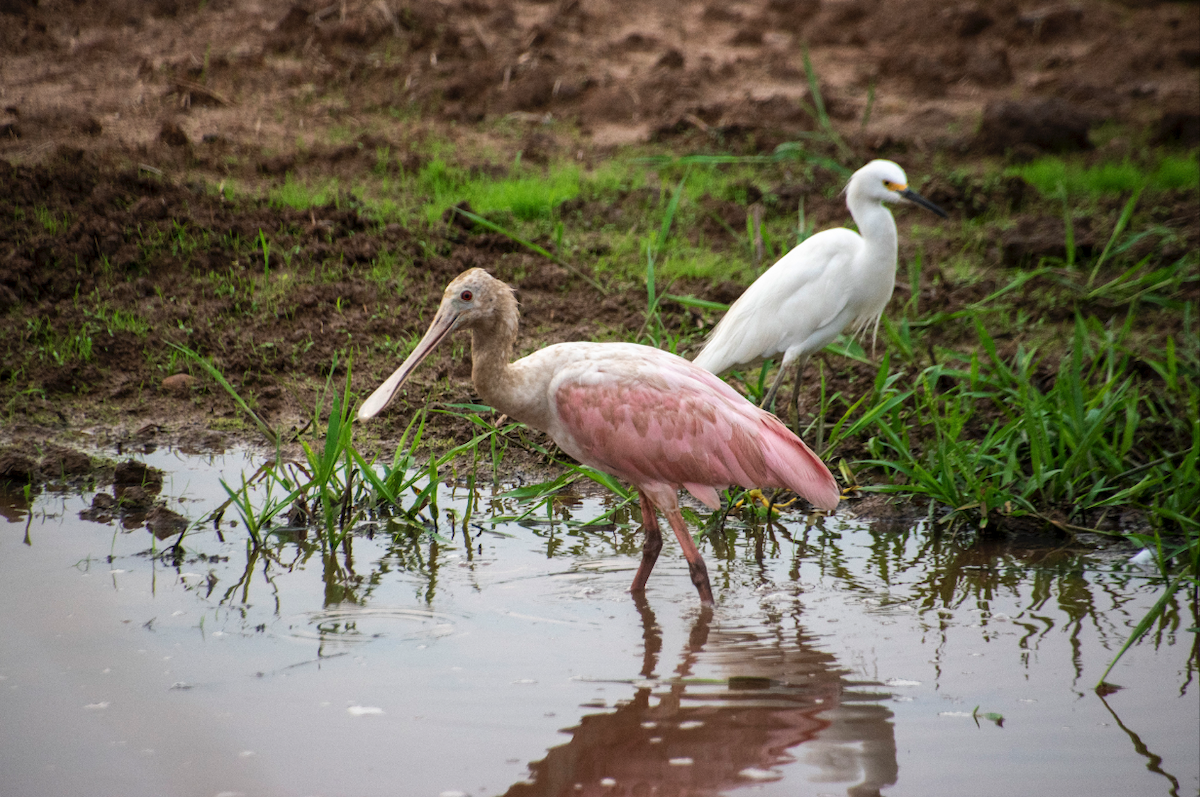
(1, 0, 1197, 523)
(3, 0, 1197, 159)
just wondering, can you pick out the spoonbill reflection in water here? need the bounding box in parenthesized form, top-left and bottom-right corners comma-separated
(358, 268, 840, 605)
(692, 160, 948, 423)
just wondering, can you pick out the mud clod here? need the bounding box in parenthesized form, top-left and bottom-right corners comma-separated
(159, 121, 190, 147)
(146, 504, 189, 538)
(39, 446, 93, 479)
(162, 374, 200, 395)
(0, 451, 36, 484)
(976, 98, 1094, 156)
(115, 461, 165, 493)
(80, 492, 117, 523)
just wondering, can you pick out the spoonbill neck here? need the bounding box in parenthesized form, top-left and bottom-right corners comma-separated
(467, 292, 522, 409)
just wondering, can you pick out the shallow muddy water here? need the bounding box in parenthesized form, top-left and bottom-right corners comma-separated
(1, 449, 1196, 797)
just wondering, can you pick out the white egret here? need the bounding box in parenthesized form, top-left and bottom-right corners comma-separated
(692, 159, 948, 422)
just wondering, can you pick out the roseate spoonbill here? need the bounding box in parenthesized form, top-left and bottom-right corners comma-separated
(358, 268, 840, 606)
(692, 160, 947, 422)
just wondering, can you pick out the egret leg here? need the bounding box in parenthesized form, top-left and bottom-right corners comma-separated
(630, 490, 663, 593)
(787, 355, 810, 436)
(663, 508, 715, 606)
(759, 365, 789, 414)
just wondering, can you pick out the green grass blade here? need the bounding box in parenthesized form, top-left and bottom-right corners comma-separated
(1088, 188, 1142, 287)
(168, 342, 278, 447)
(1096, 573, 1186, 689)
(662, 294, 730, 312)
(449, 206, 605, 294)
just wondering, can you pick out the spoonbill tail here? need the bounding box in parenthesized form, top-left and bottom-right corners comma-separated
(692, 160, 947, 423)
(358, 268, 840, 606)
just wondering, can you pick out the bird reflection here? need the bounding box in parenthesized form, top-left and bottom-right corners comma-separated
(504, 596, 898, 797)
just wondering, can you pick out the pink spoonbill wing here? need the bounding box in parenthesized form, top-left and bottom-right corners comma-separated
(548, 345, 840, 512)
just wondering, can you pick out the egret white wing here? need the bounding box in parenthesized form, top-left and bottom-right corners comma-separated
(694, 228, 860, 373)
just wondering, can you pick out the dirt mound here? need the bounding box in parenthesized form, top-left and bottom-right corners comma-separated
(976, 97, 1095, 156)
(0, 0, 1195, 169)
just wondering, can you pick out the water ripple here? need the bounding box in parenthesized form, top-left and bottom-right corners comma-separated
(278, 605, 461, 644)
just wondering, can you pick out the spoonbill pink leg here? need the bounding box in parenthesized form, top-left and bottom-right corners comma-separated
(632, 488, 715, 605)
(630, 490, 664, 594)
(663, 507, 714, 606)
(630, 485, 717, 605)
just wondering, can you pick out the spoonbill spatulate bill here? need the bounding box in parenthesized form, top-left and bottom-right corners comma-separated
(692, 160, 948, 421)
(358, 268, 840, 606)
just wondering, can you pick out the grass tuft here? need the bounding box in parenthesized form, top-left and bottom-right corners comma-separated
(1010, 153, 1199, 197)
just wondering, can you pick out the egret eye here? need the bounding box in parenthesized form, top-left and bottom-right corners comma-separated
(460, 289, 473, 302)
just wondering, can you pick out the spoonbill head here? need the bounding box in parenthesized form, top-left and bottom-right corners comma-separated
(692, 159, 947, 424)
(357, 269, 517, 421)
(359, 268, 840, 606)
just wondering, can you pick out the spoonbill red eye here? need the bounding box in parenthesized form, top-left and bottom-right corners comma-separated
(460, 290, 473, 301)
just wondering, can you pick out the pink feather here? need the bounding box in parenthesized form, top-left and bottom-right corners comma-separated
(553, 348, 839, 512)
